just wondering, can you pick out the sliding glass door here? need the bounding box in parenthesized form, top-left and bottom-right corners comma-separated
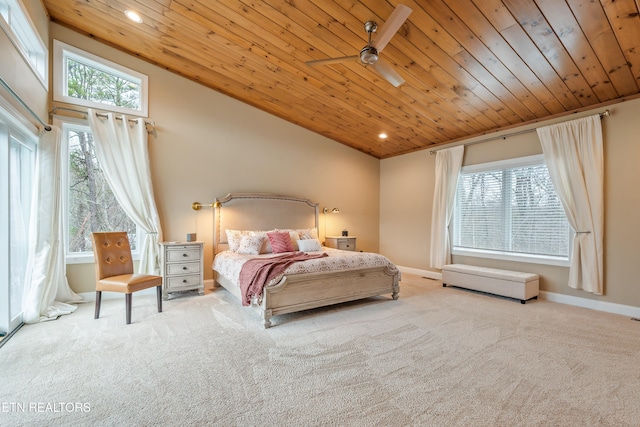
(0, 106, 37, 336)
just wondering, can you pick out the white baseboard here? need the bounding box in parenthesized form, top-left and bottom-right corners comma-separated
(397, 265, 442, 281)
(397, 265, 640, 318)
(540, 291, 640, 318)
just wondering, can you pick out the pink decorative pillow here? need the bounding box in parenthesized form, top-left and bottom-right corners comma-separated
(267, 231, 294, 253)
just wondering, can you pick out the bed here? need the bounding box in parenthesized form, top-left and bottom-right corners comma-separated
(211, 192, 400, 328)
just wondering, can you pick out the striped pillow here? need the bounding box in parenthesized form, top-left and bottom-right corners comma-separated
(297, 228, 318, 240)
(267, 231, 294, 253)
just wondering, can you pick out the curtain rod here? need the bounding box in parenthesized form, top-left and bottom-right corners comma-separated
(50, 105, 156, 129)
(0, 76, 52, 131)
(429, 110, 610, 155)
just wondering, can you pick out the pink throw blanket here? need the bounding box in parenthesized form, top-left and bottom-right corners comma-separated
(239, 252, 328, 306)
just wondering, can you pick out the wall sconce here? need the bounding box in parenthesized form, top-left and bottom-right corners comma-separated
(323, 207, 340, 240)
(192, 201, 221, 210)
(323, 207, 340, 214)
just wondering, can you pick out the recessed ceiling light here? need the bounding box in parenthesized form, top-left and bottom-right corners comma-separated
(124, 10, 143, 24)
(378, 133, 388, 139)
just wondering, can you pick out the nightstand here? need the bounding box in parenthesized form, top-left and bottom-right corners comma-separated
(160, 241, 204, 300)
(325, 236, 357, 251)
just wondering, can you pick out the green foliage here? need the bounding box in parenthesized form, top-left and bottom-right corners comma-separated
(64, 56, 140, 253)
(67, 128, 136, 253)
(66, 58, 140, 109)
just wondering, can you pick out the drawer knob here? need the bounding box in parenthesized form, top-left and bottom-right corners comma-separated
(183, 279, 187, 283)
(182, 253, 188, 257)
(183, 266, 188, 270)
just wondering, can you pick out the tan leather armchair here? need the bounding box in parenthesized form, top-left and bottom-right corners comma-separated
(91, 232, 162, 324)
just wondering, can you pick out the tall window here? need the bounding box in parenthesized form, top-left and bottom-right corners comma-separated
(452, 155, 571, 266)
(0, 0, 48, 87)
(0, 103, 37, 334)
(52, 41, 149, 262)
(59, 118, 138, 262)
(53, 40, 148, 116)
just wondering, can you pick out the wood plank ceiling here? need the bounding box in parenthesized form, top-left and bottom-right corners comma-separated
(43, 0, 640, 159)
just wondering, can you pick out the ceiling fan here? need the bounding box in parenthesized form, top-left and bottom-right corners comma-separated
(306, 4, 412, 87)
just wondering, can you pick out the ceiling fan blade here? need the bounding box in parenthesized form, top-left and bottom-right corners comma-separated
(372, 4, 412, 52)
(372, 58, 405, 87)
(306, 55, 359, 66)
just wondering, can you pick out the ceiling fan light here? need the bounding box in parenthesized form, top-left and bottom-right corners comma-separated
(360, 46, 379, 65)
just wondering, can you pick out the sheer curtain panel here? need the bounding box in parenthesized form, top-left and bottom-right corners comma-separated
(87, 109, 162, 274)
(536, 114, 604, 294)
(430, 145, 464, 269)
(22, 126, 83, 323)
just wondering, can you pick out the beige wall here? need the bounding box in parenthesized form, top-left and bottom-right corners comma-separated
(51, 24, 380, 293)
(0, 0, 48, 121)
(16, 12, 640, 309)
(381, 99, 640, 308)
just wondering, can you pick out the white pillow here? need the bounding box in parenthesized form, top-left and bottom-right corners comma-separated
(249, 230, 274, 253)
(297, 238, 322, 252)
(297, 228, 319, 240)
(226, 229, 244, 252)
(237, 235, 265, 255)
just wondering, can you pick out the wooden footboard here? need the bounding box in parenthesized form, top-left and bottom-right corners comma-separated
(215, 266, 399, 328)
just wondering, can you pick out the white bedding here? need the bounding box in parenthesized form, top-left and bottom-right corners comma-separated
(213, 247, 400, 289)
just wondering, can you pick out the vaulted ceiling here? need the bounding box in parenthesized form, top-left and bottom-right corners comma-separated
(43, 0, 640, 158)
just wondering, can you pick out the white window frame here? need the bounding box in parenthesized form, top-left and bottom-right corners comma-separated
(0, 0, 48, 88)
(55, 115, 145, 264)
(0, 97, 38, 333)
(451, 154, 572, 267)
(53, 40, 149, 117)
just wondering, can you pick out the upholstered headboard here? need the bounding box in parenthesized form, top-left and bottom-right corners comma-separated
(214, 193, 319, 253)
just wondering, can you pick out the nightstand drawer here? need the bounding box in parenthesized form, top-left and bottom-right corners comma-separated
(166, 248, 201, 262)
(325, 236, 357, 251)
(166, 274, 201, 290)
(166, 261, 200, 276)
(338, 241, 354, 250)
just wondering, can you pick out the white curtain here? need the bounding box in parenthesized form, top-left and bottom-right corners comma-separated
(22, 126, 83, 323)
(536, 114, 604, 295)
(429, 145, 464, 269)
(87, 109, 162, 274)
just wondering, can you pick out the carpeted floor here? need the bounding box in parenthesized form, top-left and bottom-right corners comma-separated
(1, 274, 639, 426)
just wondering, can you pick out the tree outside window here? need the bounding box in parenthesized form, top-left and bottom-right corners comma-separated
(66, 125, 136, 253)
(54, 39, 148, 259)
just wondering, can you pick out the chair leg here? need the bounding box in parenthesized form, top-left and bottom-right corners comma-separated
(156, 286, 163, 313)
(95, 291, 102, 319)
(125, 293, 132, 325)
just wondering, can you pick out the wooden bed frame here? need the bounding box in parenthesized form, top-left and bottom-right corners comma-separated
(212, 192, 400, 328)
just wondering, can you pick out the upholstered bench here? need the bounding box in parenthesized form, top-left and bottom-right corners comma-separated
(441, 264, 539, 304)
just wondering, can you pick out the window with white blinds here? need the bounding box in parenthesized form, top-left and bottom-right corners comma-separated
(452, 155, 572, 265)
